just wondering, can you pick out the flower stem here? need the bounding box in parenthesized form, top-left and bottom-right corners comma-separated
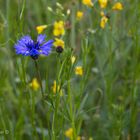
(67, 80, 76, 139)
(34, 60, 44, 98)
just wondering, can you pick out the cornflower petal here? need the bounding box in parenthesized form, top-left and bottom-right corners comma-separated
(40, 40, 54, 55)
(14, 35, 34, 56)
(37, 34, 46, 45)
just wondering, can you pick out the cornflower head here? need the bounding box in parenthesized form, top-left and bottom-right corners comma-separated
(14, 34, 53, 59)
(82, 0, 94, 7)
(53, 21, 65, 36)
(76, 11, 84, 20)
(75, 66, 83, 76)
(100, 16, 108, 29)
(29, 78, 40, 91)
(53, 38, 64, 53)
(36, 25, 47, 34)
(112, 2, 123, 10)
(98, 0, 108, 8)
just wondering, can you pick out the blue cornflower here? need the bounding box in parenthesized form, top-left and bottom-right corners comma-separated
(14, 34, 53, 59)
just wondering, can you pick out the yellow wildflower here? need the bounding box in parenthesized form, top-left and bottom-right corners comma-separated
(75, 66, 83, 76)
(77, 136, 81, 140)
(98, 0, 108, 8)
(36, 25, 47, 34)
(100, 11, 105, 17)
(71, 56, 76, 64)
(89, 137, 93, 140)
(76, 11, 84, 20)
(53, 21, 65, 36)
(65, 128, 81, 140)
(100, 16, 108, 29)
(53, 38, 64, 48)
(82, 0, 94, 7)
(112, 2, 123, 10)
(29, 78, 40, 91)
(52, 80, 63, 96)
(65, 128, 73, 139)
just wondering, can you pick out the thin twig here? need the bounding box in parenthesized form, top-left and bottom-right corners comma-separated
(34, 60, 44, 99)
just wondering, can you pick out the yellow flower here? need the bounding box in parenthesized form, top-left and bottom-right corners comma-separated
(112, 2, 123, 10)
(52, 80, 57, 94)
(77, 136, 81, 140)
(75, 66, 83, 76)
(53, 38, 64, 48)
(52, 80, 63, 96)
(98, 0, 108, 8)
(53, 21, 65, 36)
(76, 11, 84, 20)
(36, 25, 47, 34)
(71, 56, 76, 64)
(29, 78, 40, 91)
(89, 137, 93, 140)
(65, 128, 81, 140)
(82, 0, 94, 7)
(100, 16, 108, 29)
(65, 128, 73, 139)
(100, 11, 105, 17)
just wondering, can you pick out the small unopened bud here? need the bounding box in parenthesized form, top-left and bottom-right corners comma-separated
(56, 2, 64, 10)
(56, 46, 63, 53)
(67, 9, 71, 15)
(62, 14, 65, 17)
(47, 6, 53, 12)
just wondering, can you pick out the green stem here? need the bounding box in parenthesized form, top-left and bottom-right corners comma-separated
(52, 108, 56, 140)
(34, 60, 44, 98)
(51, 57, 66, 140)
(67, 80, 76, 140)
(31, 92, 37, 139)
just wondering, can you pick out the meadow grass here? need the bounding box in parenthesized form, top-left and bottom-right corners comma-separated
(0, 0, 140, 140)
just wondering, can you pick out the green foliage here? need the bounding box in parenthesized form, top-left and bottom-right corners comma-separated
(0, 0, 140, 140)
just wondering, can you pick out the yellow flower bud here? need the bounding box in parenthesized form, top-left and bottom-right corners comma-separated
(98, 0, 108, 8)
(82, 0, 94, 7)
(36, 25, 47, 34)
(100, 16, 108, 29)
(76, 11, 84, 20)
(29, 78, 40, 91)
(112, 2, 123, 10)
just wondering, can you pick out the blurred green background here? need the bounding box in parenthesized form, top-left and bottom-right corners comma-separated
(0, 0, 140, 140)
